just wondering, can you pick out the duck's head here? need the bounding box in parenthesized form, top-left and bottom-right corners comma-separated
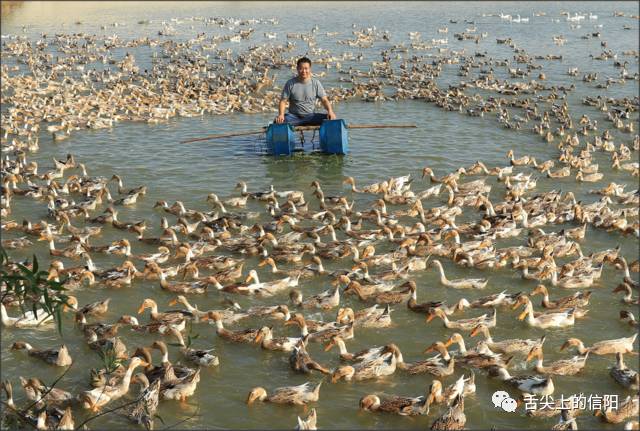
(118, 315, 140, 326)
(258, 257, 276, 268)
(445, 333, 464, 348)
(289, 289, 303, 306)
(331, 275, 351, 287)
(336, 307, 354, 324)
(63, 295, 78, 312)
(426, 307, 446, 322)
(284, 312, 305, 327)
(559, 338, 582, 352)
(201, 311, 222, 322)
(526, 345, 543, 362)
(424, 341, 448, 355)
(324, 335, 343, 352)
(137, 298, 157, 314)
(168, 295, 187, 306)
(469, 324, 487, 338)
(359, 394, 381, 411)
(245, 269, 259, 284)
(331, 365, 355, 383)
(254, 326, 271, 344)
(272, 305, 290, 321)
(246, 387, 268, 404)
(530, 284, 548, 296)
(421, 167, 433, 179)
(342, 176, 355, 186)
(511, 294, 530, 310)
(128, 356, 149, 369)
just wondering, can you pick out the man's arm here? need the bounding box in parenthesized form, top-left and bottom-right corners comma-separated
(276, 99, 287, 124)
(320, 96, 336, 120)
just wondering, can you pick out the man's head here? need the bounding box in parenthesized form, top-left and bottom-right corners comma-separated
(296, 57, 312, 81)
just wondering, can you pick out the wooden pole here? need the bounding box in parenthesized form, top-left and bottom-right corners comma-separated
(180, 123, 417, 143)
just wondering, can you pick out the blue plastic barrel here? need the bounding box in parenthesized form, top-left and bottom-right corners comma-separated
(319, 119, 349, 154)
(266, 123, 296, 155)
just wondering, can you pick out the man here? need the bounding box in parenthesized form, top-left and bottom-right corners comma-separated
(275, 57, 336, 126)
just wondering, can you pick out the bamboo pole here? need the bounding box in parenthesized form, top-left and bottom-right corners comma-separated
(180, 123, 417, 143)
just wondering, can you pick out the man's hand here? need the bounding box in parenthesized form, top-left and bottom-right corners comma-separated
(327, 111, 337, 120)
(275, 114, 285, 124)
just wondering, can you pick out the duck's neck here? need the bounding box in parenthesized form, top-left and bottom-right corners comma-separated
(0, 304, 12, 325)
(434, 262, 448, 283)
(299, 321, 308, 337)
(214, 319, 225, 332)
(335, 338, 349, 356)
(533, 357, 545, 373)
(456, 339, 467, 355)
(118, 362, 138, 393)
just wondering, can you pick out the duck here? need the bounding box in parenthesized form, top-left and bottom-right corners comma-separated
(427, 307, 496, 330)
(10, 341, 73, 367)
(38, 234, 84, 258)
(254, 326, 301, 352)
(75, 313, 121, 340)
(430, 259, 488, 289)
(344, 279, 415, 304)
(331, 350, 398, 382)
(19, 376, 76, 407)
(137, 298, 192, 328)
(168, 327, 219, 367)
(531, 284, 592, 309)
(324, 336, 390, 363)
(610, 352, 639, 391)
(614, 283, 639, 304)
(79, 357, 148, 412)
(203, 311, 260, 343)
(576, 169, 604, 182)
(487, 365, 555, 396)
(285, 312, 354, 342)
(160, 368, 202, 402)
(259, 257, 314, 279)
(289, 286, 340, 310)
(526, 345, 589, 375)
(336, 305, 392, 328)
(444, 333, 509, 369)
(167, 295, 207, 319)
(244, 269, 301, 296)
(246, 381, 322, 405)
(290, 336, 331, 375)
(470, 324, 545, 355)
(512, 295, 575, 328)
(296, 408, 318, 430)
(594, 395, 639, 424)
(125, 373, 160, 430)
(560, 333, 637, 355)
(343, 176, 387, 193)
(430, 394, 466, 430)
(76, 297, 111, 317)
(396, 342, 456, 377)
(359, 389, 432, 416)
(133, 246, 171, 264)
(236, 181, 275, 200)
(1, 303, 54, 328)
(154, 267, 213, 294)
(620, 310, 639, 328)
(207, 191, 249, 208)
(407, 284, 446, 314)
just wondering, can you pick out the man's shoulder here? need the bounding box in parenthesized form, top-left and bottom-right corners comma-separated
(285, 76, 299, 86)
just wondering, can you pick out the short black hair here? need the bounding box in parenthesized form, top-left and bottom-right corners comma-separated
(296, 57, 312, 68)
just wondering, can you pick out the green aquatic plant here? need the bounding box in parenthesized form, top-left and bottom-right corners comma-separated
(0, 247, 72, 335)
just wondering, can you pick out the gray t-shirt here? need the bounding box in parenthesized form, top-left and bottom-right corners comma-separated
(281, 77, 326, 116)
